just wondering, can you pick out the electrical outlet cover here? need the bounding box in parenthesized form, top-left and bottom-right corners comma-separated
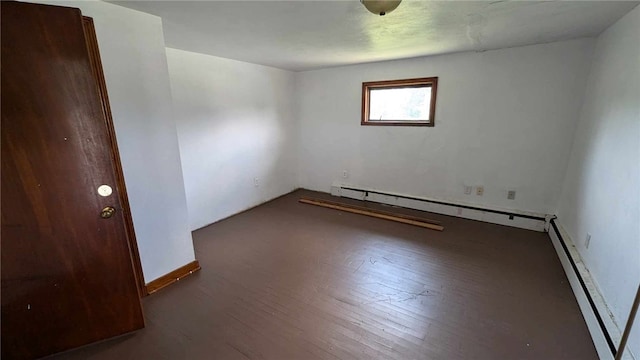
(476, 186, 484, 196)
(507, 190, 516, 200)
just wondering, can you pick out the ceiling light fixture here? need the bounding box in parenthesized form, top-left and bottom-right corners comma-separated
(360, 0, 402, 16)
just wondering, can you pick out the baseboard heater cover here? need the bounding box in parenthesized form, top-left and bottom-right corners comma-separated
(332, 185, 549, 232)
(548, 219, 630, 360)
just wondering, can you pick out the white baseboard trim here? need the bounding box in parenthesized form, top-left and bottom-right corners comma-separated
(331, 184, 549, 232)
(549, 219, 633, 360)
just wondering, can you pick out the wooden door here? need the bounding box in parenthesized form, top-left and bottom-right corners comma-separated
(1, 2, 145, 359)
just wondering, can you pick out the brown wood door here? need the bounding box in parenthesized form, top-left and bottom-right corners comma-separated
(1, 2, 145, 359)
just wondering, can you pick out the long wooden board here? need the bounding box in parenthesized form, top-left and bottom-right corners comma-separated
(299, 198, 444, 231)
(302, 197, 442, 225)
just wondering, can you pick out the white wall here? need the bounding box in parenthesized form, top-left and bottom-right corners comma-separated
(166, 48, 298, 230)
(296, 39, 594, 215)
(557, 5, 640, 358)
(33, 0, 196, 283)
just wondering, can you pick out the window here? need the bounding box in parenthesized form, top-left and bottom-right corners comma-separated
(361, 77, 438, 127)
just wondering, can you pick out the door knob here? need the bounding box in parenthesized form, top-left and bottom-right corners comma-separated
(100, 206, 116, 219)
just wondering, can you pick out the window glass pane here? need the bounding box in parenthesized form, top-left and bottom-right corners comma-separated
(369, 86, 431, 121)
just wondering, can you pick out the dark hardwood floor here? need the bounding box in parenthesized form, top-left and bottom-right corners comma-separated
(49, 189, 597, 359)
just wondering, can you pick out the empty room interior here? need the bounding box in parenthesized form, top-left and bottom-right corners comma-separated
(1, 0, 639, 359)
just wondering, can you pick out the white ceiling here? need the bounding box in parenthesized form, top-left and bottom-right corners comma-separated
(110, 1, 638, 71)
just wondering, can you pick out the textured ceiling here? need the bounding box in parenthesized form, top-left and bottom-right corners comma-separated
(110, 1, 638, 71)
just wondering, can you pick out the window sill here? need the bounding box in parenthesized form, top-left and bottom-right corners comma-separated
(360, 121, 433, 127)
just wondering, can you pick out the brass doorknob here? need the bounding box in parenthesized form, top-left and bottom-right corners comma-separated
(100, 206, 116, 219)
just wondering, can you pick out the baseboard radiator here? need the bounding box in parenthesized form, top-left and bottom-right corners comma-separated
(331, 185, 634, 359)
(331, 185, 549, 232)
(548, 219, 632, 360)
